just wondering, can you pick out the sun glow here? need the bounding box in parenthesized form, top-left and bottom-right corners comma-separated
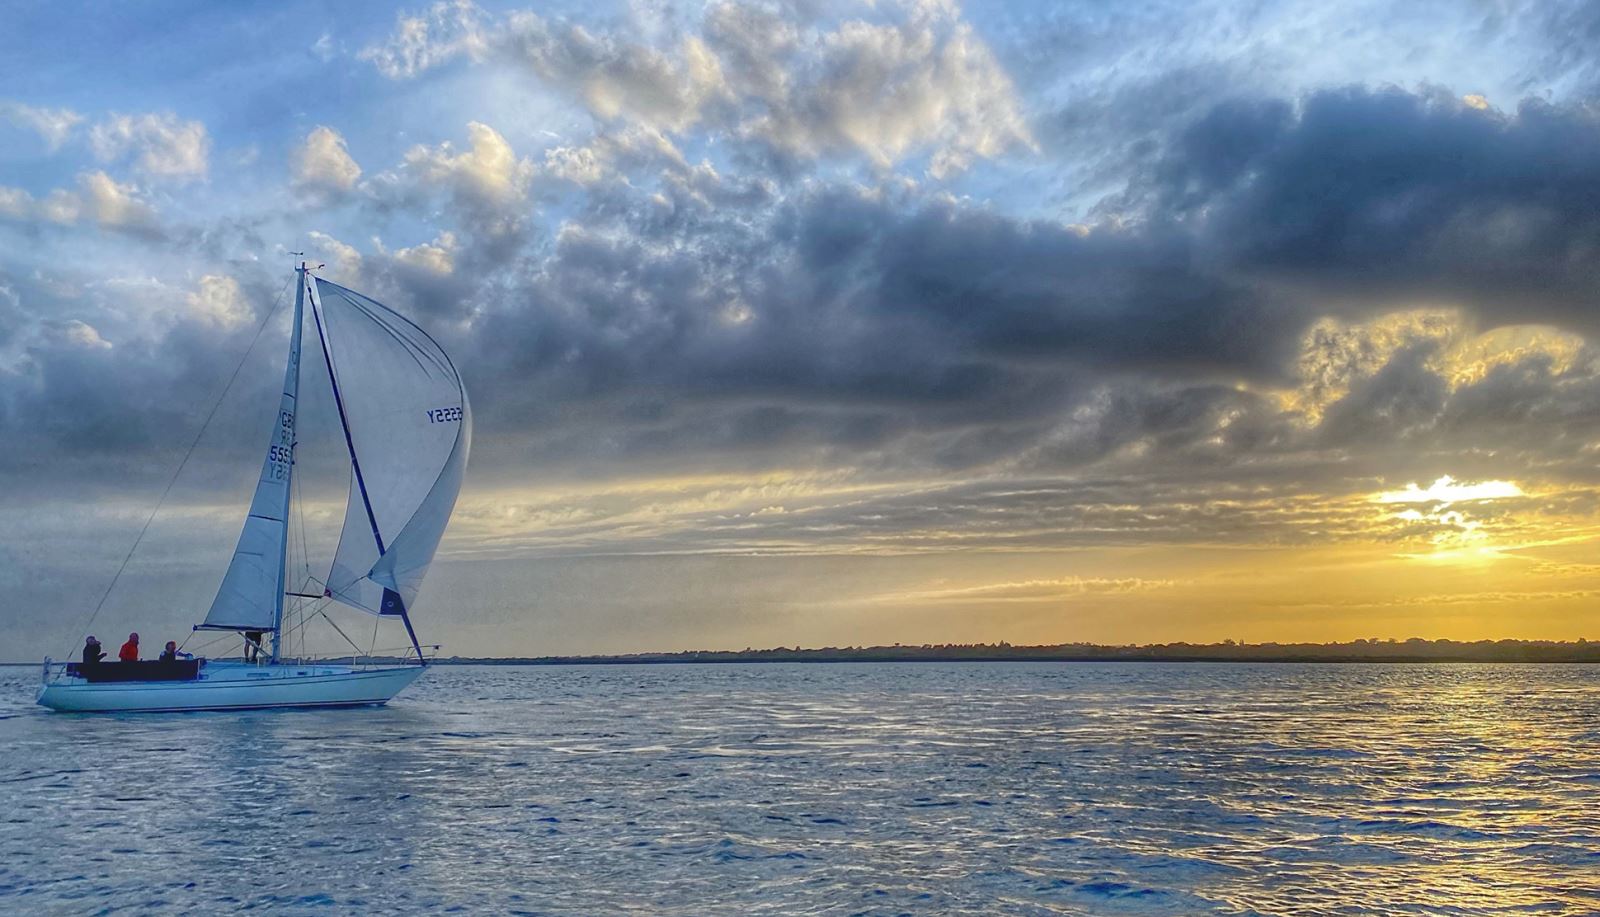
(1377, 476, 1523, 505)
(1374, 476, 1528, 561)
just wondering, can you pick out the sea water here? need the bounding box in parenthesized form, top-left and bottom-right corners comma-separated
(1, 662, 1597, 914)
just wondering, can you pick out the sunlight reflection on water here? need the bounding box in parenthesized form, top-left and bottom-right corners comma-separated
(1, 662, 1598, 914)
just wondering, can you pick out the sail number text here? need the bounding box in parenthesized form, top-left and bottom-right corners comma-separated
(266, 411, 295, 480)
(427, 406, 463, 424)
(267, 443, 293, 480)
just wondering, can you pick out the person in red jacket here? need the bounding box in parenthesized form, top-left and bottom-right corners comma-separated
(118, 632, 140, 662)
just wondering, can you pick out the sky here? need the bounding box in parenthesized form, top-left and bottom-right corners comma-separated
(5, 0, 1600, 660)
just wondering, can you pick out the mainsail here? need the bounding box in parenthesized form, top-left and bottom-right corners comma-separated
(310, 278, 471, 622)
(199, 272, 305, 632)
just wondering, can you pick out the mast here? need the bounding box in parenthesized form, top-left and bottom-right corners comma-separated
(270, 264, 307, 662)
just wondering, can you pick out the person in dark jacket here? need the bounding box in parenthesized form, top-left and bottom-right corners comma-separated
(81, 636, 105, 665)
(118, 633, 140, 662)
(244, 630, 264, 663)
(158, 641, 190, 663)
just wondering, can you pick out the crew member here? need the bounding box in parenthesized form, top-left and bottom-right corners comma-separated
(118, 632, 140, 662)
(81, 636, 105, 665)
(158, 641, 189, 662)
(244, 630, 264, 663)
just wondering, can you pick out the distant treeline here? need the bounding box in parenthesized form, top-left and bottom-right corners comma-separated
(433, 638, 1600, 665)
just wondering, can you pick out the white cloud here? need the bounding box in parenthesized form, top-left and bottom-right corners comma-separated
(311, 32, 337, 62)
(0, 186, 32, 218)
(365, 0, 730, 131)
(89, 112, 210, 180)
(360, 0, 487, 78)
(8, 171, 158, 231)
(59, 319, 112, 350)
(0, 100, 84, 150)
(544, 144, 605, 185)
(361, 0, 1030, 177)
(502, 14, 729, 133)
(393, 231, 459, 274)
(37, 189, 80, 225)
(739, 5, 1035, 176)
(78, 171, 157, 228)
(309, 230, 364, 284)
(293, 126, 363, 192)
(543, 127, 687, 185)
(185, 275, 252, 329)
(401, 121, 534, 214)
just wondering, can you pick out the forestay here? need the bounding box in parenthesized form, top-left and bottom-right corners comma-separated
(311, 278, 470, 619)
(199, 274, 305, 631)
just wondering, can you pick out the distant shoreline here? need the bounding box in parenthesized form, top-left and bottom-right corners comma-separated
(448, 655, 1600, 665)
(9, 639, 1600, 666)
(445, 638, 1600, 665)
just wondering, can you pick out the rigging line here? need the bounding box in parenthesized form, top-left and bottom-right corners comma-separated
(317, 609, 366, 657)
(179, 631, 232, 655)
(61, 275, 295, 657)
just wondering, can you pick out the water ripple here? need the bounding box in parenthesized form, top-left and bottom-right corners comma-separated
(2, 662, 1599, 913)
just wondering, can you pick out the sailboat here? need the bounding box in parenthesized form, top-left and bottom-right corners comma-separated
(38, 263, 470, 713)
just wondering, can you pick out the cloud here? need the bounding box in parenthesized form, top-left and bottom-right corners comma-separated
(16, 83, 1600, 543)
(1146, 87, 1600, 331)
(51, 319, 113, 351)
(395, 121, 535, 237)
(74, 171, 158, 229)
(304, 229, 470, 322)
(543, 126, 688, 186)
(88, 112, 209, 180)
(1, 171, 159, 232)
(402, 121, 531, 206)
(309, 230, 364, 283)
(311, 32, 337, 62)
(360, 0, 487, 79)
(716, 1, 1035, 176)
(292, 126, 362, 192)
(392, 231, 458, 274)
(0, 186, 31, 218)
(0, 100, 84, 150)
(883, 576, 1174, 603)
(363, 1, 1032, 177)
(543, 144, 605, 185)
(500, 12, 730, 133)
(184, 274, 252, 329)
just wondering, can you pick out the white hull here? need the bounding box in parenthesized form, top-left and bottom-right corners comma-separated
(37, 661, 426, 713)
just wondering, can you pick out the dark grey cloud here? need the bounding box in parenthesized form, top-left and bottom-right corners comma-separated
(1152, 87, 1600, 329)
(444, 80, 1600, 485)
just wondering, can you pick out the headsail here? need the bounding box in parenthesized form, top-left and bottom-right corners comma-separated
(310, 278, 470, 619)
(199, 271, 305, 631)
